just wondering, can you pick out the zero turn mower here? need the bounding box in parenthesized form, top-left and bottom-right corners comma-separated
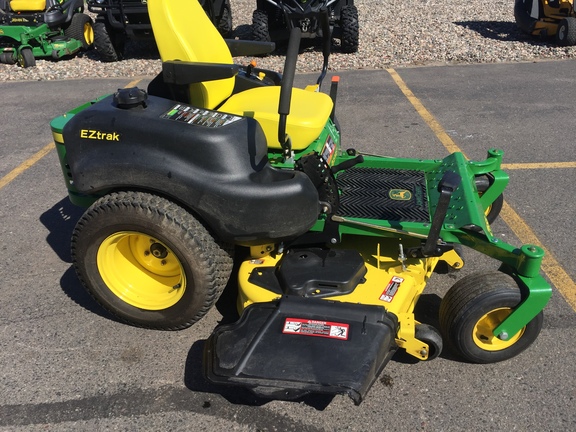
(0, 0, 93, 67)
(51, 0, 552, 404)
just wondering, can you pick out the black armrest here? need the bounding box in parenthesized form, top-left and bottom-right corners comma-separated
(225, 39, 275, 57)
(162, 61, 239, 85)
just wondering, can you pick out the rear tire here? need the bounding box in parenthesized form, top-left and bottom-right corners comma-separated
(72, 191, 234, 330)
(556, 17, 576, 46)
(93, 18, 125, 62)
(64, 13, 94, 50)
(17, 48, 35, 68)
(439, 271, 543, 363)
(340, 5, 359, 53)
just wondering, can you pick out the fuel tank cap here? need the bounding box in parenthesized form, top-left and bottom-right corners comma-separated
(114, 87, 148, 109)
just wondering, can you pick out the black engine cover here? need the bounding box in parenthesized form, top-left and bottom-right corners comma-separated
(62, 92, 320, 244)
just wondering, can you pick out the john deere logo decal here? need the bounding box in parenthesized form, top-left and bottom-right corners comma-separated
(389, 189, 412, 201)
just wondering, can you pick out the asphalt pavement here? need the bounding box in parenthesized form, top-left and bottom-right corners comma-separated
(1, 60, 575, 431)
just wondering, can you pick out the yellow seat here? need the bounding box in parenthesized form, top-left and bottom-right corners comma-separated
(10, 0, 46, 12)
(148, 0, 333, 151)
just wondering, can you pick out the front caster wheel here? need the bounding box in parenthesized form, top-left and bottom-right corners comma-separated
(72, 191, 234, 330)
(18, 47, 35, 68)
(439, 272, 543, 363)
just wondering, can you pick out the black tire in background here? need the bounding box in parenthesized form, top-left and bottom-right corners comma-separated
(72, 191, 234, 330)
(18, 47, 36, 68)
(556, 17, 576, 46)
(93, 18, 125, 62)
(0, 51, 16, 64)
(216, 0, 233, 37)
(252, 9, 271, 42)
(64, 13, 95, 50)
(340, 5, 359, 53)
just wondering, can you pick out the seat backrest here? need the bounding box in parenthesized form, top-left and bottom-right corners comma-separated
(10, 0, 46, 12)
(148, 0, 235, 109)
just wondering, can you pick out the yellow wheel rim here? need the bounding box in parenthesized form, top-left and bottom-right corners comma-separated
(484, 202, 492, 218)
(472, 308, 525, 351)
(84, 22, 95, 45)
(97, 231, 186, 310)
(478, 190, 492, 218)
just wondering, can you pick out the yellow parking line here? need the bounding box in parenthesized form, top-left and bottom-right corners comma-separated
(387, 68, 466, 157)
(387, 67, 576, 311)
(0, 79, 143, 192)
(124, 78, 144, 88)
(0, 142, 55, 190)
(501, 202, 576, 310)
(502, 162, 576, 169)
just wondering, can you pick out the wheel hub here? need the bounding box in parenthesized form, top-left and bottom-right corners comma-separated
(473, 307, 525, 351)
(150, 242, 168, 259)
(97, 231, 186, 310)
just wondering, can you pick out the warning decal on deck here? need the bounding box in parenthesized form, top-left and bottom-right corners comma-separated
(379, 276, 404, 303)
(283, 318, 349, 340)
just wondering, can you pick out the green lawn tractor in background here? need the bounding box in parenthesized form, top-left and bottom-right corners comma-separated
(515, 0, 576, 45)
(0, 0, 93, 67)
(50, 0, 552, 404)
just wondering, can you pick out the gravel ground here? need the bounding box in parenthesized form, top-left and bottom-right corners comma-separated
(1, 0, 576, 81)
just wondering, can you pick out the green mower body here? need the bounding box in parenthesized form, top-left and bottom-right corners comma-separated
(49, 0, 553, 404)
(50, 85, 552, 402)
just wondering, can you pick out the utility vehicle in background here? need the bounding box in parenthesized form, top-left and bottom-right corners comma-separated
(87, 0, 232, 61)
(252, 0, 359, 53)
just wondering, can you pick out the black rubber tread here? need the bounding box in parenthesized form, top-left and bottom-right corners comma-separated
(1, 51, 16, 65)
(252, 9, 271, 42)
(72, 191, 234, 330)
(475, 175, 503, 224)
(439, 271, 544, 363)
(216, 0, 233, 38)
(340, 5, 359, 53)
(18, 48, 35, 68)
(93, 19, 123, 62)
(556, 17, 576, 46)
(64, 13, 94, 50)
(415, 323, 443, 361)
